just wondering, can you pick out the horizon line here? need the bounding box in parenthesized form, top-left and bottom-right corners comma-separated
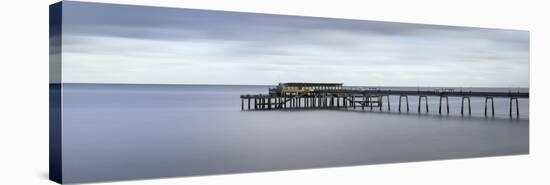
(53, 82, 530, 89)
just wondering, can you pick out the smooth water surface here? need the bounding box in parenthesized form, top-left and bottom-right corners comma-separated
(61, 84, 529, 183)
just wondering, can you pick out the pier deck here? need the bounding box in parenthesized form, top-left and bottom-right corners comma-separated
(240, 83, 528, 117)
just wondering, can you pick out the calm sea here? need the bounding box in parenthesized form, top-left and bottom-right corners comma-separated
(60, 83, 529, 183)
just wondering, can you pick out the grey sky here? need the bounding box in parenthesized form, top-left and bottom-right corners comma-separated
(60, 1, 529, 87)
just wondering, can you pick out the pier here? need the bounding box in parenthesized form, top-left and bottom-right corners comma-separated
(240, 83, 529, 117)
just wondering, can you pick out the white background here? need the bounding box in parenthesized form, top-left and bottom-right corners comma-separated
(0, 0, 548, 184)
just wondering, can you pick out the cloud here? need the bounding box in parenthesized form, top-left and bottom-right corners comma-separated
(59, 1, 529, 87)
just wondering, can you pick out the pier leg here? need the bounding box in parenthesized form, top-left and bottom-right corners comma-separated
(516, 98, 519, 117)
(426, 97, 429, 112)
(343, 97, 347, 108)
(439, 96, 442, 114)
(337, 96, 340, 108)
(370, 96, 373, 110)
(353, 96, 356, 109)
(460, 97, 471, 115)
(418, 96, 428, 113)
(439, 96, 448, 114)
(241, 98, 244, 110)
(406, 96, 409, 112)
(268, 98, 271, 110)
(485, 97, 488, 116)
(461, 97, 464, 115)
(362, 95, 366, 111)
(379, 96, 383, 111)
(418, 96, 421, 113)
(485, 97, 495, 116)
(468, 97, 471, 115)
(399, 96, 402, 112)
(387, 95, 391, 111)
(510, 97, 512, 117)
(491, 98, 495, 116)
(446, 97, 449, 114)
(290, 97, 293, 109)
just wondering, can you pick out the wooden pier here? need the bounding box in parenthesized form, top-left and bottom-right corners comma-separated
(240, 83, 529, 117)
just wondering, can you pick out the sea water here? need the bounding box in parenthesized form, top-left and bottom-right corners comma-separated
(60, 84, 529, 183)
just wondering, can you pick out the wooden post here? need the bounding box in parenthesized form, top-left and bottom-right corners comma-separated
(510, 97, 519, 117)
(516, 98, 519, 117)
(343, 97, 347, 108)
(400, 95, 409, 112)
(484, 97, 492, 116)
(468, 97, 471, 115)
(399, 95, 402, 112)
(406, 95, 409, 112)
(446, 97, 449, 114)
(379, 96, 383, 111)
(461, 97, 471, 115)
(418, 96, 428, 113)
(425, 96, 429, 112)
(418, 96, 421, 113)
(387, 95, 391, 111)
(461, 97, 464, 115)
(485, 97, 489, 116)
(362, 95, 366, 111)
(353, 96, 356, 109)
(491, 98, 495, 116)
(439, 96, 442, 114)
(510, 97, 512, 117)
(369, 96, 373, 110)
(439, 96, 449, 114)
(241, 98, 244, 110)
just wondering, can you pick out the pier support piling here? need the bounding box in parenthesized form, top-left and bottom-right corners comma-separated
(485, 97, 495, 116)
(418, 96, 429, 113)
(386, 95, 391, 111)
(398, 95, 409, 112)
(509, 97, 519, 117)
(439, 96, 449, 114)
(461, 96, 471, 115)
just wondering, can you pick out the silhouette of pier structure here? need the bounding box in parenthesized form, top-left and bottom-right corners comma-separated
(240, 83, 529, 117)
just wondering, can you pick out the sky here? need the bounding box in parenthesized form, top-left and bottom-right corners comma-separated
(59, 1, 529, 87)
